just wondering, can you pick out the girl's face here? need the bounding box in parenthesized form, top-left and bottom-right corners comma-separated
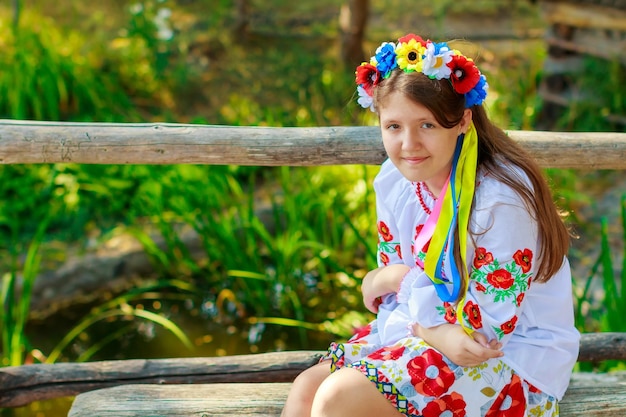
(378, 91, 471, 196)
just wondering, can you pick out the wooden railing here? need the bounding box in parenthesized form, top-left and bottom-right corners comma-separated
(1, 120, 626, 168)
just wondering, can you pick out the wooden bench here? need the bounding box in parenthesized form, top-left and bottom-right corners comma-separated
(0, 334, 625, 416)
(1, 121, 626, 416)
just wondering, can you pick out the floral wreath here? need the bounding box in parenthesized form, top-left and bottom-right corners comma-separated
(355, 33, 488, 111)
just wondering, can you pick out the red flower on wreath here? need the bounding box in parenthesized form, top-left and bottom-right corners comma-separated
(355, 63, 381, 95)
(513, 248, 533, 273)
(447, 54, 480, 94)
(485, 374, 527, 417)
(378, 221, 393, 242)
(463, 301, 483, 329)
(473, 247, 493, 269)
(487, 269, 514, 290)
(398, 33, 427, 47)
(407, 349, 455, 397)
(369, 345, 406, 361)
(422, 392, 467, 417)
(500, 316, 518, 335)
(443, 302, 457, 324)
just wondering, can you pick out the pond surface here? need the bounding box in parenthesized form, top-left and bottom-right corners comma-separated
(4, 300, 337, 417)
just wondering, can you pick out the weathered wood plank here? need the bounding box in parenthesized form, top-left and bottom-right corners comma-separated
(68, 383, 292, 417)
(2, 333, 625, 408)
(1, 120, 626, 168)
(0, 351, 323, 408)
(578, 332, 626, 362)
(540, 1, 626, 31)
(67, 373, 626, 417)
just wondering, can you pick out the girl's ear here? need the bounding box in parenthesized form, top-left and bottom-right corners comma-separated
(459, 108, 472, 134)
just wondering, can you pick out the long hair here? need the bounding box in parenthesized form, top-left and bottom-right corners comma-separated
(373, 70, 570, 283)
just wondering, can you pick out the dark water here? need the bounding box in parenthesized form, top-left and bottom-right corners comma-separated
(3, 301, 335, 417)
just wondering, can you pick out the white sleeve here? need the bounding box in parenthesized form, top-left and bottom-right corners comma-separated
(457, 193, 537, 344)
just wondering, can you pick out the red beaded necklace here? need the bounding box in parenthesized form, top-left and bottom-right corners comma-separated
(415, 181, 437, 215)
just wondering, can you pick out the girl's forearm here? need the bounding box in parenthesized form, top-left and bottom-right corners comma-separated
(377, 264, 410, 294)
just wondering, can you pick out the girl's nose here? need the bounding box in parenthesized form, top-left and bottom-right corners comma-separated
(401, 130, 421, 151)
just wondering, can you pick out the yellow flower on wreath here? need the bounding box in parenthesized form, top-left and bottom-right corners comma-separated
(396, 38, 426, 72)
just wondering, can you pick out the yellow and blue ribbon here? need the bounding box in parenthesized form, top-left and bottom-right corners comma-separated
(421, 122, 478, 333)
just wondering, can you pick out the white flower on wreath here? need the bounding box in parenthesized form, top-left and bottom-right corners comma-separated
(422, 42, 454, 80)
(357, 85, 376, 112)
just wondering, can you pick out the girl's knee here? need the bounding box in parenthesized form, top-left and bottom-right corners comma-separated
(311, 368, 367, 414)
(312, 368, 401, 417)
(282, 362, 330, 417)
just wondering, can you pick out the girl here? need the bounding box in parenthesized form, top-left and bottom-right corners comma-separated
(281, 33, 579, 417)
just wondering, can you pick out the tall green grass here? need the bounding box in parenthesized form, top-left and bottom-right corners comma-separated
(125, 164, 377, 345)
(574, 195, 626, 371)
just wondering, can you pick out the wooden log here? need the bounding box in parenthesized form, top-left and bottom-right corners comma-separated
(67, 383, 292, 417)
(2, 333, 626, 408)
(1, 120, 626, 169)
(540, 1, 626, 31)
(0, 351, 323, 408)
(578, 332, 626, 362)
(67, 373, 626, 417)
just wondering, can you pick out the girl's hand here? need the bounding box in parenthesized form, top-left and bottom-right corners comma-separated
(412, 323, 503, 367)
(361, 264, 410, 313)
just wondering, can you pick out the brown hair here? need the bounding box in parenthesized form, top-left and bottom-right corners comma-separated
(374, 70, 570, 283)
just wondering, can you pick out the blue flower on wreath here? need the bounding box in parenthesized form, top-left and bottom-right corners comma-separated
(465, 74, 488, 107)
(374, 42, 397, 78)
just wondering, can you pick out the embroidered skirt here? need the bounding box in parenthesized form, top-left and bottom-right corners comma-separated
(322, 321, 559, 417)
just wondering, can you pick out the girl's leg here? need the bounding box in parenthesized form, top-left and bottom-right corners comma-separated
(311, 367, 402, 417)
(281, 362, 331, 417)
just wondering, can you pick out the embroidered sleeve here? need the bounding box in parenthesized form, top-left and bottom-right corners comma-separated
(375, 193, 403, 267)
(458, 196, 538, 343)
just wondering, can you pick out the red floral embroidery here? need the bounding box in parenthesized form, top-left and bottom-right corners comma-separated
(463, 301, 483, 329)
(407, 349, 455, 397)
(421, 392, 467, 417)
(513, 248, 533, 273)
(485, 374, 527, 417)
(500, 316, 518, 335)
(395, 244, 403, 260)
(443, 302, 457, 324)
(369, 345, 406, 361)
(378, 221, 393, 242)
(475, 282, 487, 292)
(473, 247, 494, 269)
(516, 293, 525, 307)
(414, 224, 430, 254)
(349, 323, 372, 342)
(380, 252, 390, 266)
(486, 269, 514, 290)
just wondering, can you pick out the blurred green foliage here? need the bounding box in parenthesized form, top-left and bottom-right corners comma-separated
(0, 0, 624, 377)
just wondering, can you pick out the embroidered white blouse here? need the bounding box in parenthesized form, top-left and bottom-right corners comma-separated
(373, 158, 580, 400)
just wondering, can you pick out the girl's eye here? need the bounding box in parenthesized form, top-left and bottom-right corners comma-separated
(421, 122, 435, 129)
(387, 123, 400, 130)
